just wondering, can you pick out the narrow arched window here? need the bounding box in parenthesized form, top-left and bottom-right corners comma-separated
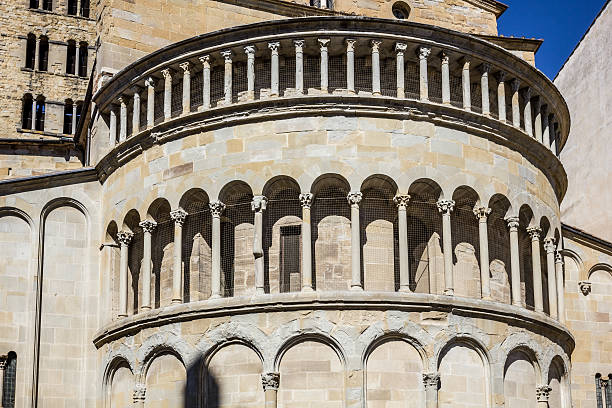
(42, 0, 52, 10)
(2, 352, 17, 408)
(63, 99, 74, 134)
(35, 96, 45, 131)
(22, 94, 33, 129)
(75, 102, 83, 127)
(80, 0, 89, 17)
(78, 42, 88, 77)
(29, 0, 39, 9)
(38, 36, 48, 71)
(67, 0, 77, 14)
(25, 34, 36, 69)
(66, 40, 76, 74)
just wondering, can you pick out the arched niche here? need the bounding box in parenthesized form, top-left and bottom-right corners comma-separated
(145, 352, 186, 407)
(438, 341, 489, 407)
(109, 362, 134, 408)
(504, 349, 538, 408)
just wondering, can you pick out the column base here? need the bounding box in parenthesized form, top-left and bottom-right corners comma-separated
(256, 287, 266, 295)
(140, 306, 151, 311)
(399, 285, 411, 293)
(171, 299, 182, 304)
(118, 313, 127, 318)
(443, 289, 454, 296)
(301, 286, 314, 293)
(350, 285, 364, 291)
(209, 294, 222, 299)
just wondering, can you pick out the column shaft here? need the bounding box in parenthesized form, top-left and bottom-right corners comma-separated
(264, 389, 278, 408)
(542, 108, 550, 148)
(507, 218, 522, 306)
(294, 41, 304, 95)
(437, 200, 455, 295)
(200, 56, 211, 109)
(346, 39, 356, 94)
(528, 227, 544, 313)
(462, 60, 471, 110)
(544, 239, 558, 319)
(300, 193, 314, 292)
(396, 43, 407, 98)
(245, 46, 256, 100)
(170, 209, 187, 304)
(162, 69, 172, 120)
(117, 231, 133, 317)
(480, 63, 490, 115)
(524, 88, 533, 136)
(221, 51, 233, 105)
(210, 201, 225, 298)
(71, 103, 78, 134)
(475, 207, 491, 299)
(132, 90, 140, 134)
(146, 77, 155, 128)
(180, 62, 191, 114)
(511, 79, 521, 128)
(139, 220, 156, 310)
(109, 108, 117, 144)
(423, 373, 440, 408)
(497, 72, 506, 122)
(371, 40, 381, 95)
(262, 373, 280, 408)
(32, 99, 37, 130)
(319, 39, 330, 93)
(119, 97, 127, 142)
(418, 47, 431, 101)
(394, 195, 410, 291)
(348, 192, 363, 290)
(555, 252, 565, 323)
(534, 98, 543, 143)
(441, 52, 450, 104)
(252, 196, 267, 294)
(269, 43, 280, 96)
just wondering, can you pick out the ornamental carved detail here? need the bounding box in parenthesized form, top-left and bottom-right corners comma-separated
(543, 237, 556, 253)
(579, 281, 591, 296)
(393, 194, 411, 208)
(293, 40, 304, 52)
(170, 209, 188, 226)
(0, 356, 7, 370)
(473, 206, 491, 220)
(220, 50, 233, 62)
(346, 39, 357, 51)
(161, 68, 172, 80)
(505, 216, 520, 230)
(133, 383, 146, 402)
(261, 372, 280, 390)
(555, 251, 564, 264)
(299, 192, 314, 209)
(347, 192, 363, 206)
(117, 230, 134, 246)
(209, 201, 226, 217)
(536, 385, 552, 402)
(527, 226, 542, 240)
(318, 38, 330, 50)
(251, 195, 268, 212)
(436, 199, 455, 215)
(199, 55, 211, 67)
(244, 45, 256, 56)
(139, 220, 157, 234)
(370, 40, 382, 52)
(418, 46, 431, 60)
(179, 62, 190, 73)
(268, 42, 280, 54)
(422, 372, 440, 389)
(395, 42, 407, 53)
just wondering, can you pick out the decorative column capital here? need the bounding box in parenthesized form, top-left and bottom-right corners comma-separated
(555, 251, 564, 265)
(543, 237, 556, 253)
(170, 208, 188, 226)
(371, 39, 382, 52)
(251, 195, 268, 212)
(578, 280, 591, 296)
(496, 70, 506, 82)
(536, 385, 552, 402)
(473, 206, 491, 220)
(209, 201, 226, 217)
(133, 383, 146, 403)
(118, 96, 126, 106)
(179, 61, 190, 73)
(527, 226, 542, 240)
(268, 42, 280, 54)
(505, 216, 520, 230)
(117, 230, 134, 246)
(161, 68, 172, 80)
(523, 86, 532, 101)
(299, 192, 314, 209)
(220, 50, 233, 62)
(460, 57, 470, 69)
(395, 42, 407, 54)
(436, 199, 455, 215)
(261, 372, 280, 390)
(422, 372, 440, 389)
(293, 40, 304, 52)
(439, 51, 449, 64)
(479, 62, 491, 74)
(144, 77, 156, 88)
(129, 85, 142, 95)
(347, 191, 363, 207)
(511, 78, 521, 92)
(417, 46, 431, 60)
(139, 220, 157, 234)
(346, 38, 357, 51)
(393, 194, 411, 209)
(318, 38, 330, 50)
(199, 55, 211, 68)
(244, 45, 256, 55)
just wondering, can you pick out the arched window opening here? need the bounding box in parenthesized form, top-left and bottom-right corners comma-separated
(80, 0, 90, 18)
(42, 0, 52, 11)
(35, 95, 45, 131)
(25, 34, 36, 69)
(38, 36, 48, 72)
(66, 40, 76, 74)
(67, 0, 77, 15)
(21, 94, 33, 129)
(310, 0, 332, 9)
(78, 42, 88, 77)
(63, 99, 73, 134)
(2, 352, 17, 408)
(29, 0, 39, 9)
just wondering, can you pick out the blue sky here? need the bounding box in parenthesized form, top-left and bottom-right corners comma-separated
(497, 0, 607, 79)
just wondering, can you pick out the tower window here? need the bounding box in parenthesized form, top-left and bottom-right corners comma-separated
(66, 40, 76, 74)
(80, 0, 89, 18)
(29, 0, 39, 8)
(392, 1, 411, 19)
(280, 225, 301, 293)
(75, 102, 83, 127)
(67, 0, 77, 15)
(22, 94, 33, 129)
(38, 36, 48, 71)
(63, 99, 73, 134)
(35, 96, 45, 131)
(42, 0, 52, 11)
(2, 352, 17, 408)
(78, 42, 88, 77)
(25, 34, 36, 69)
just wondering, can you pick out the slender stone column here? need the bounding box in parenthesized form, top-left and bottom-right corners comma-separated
(221, 50, 233, 105)
(555, 251, 565, 323)
(348, 192, 363, 290)
(71, 103, 77, 134)
(170, 209, 187, 304)
(371, 40, 382, 95)
(462, 59, 471, 110)
(0, 356, 7, 408)
(534, 97, 543, 143)
(268, 42, 280, 97)
(34, 37, 39, 71)
(145, 77, 155, 128)
(423, 373, 440, 408)
(394, 194, 411, 291)
(536, 385, 552, 408)
(262, 372, 280, 408)
(118, 96, 127, 142)
(480, 63, 490, 115)
(180, 62, 191, 115)
(474, 207, 491, 299)
(506, 217, 522, 306)
(293, 40, 304, 95)
(440, 51, 450, 104)
(209, 201, 226, 298)
(300, 193, 314, 292)
(544, 238, 558, 319)
(117, 230, 133, 317)
(162, 68, 172, 120)
(511, 79, 521, 128)
(418, 46, 431, 101)
(32, 98, 37, 130)
(109, 106, 117, 144)
(549, 116, 557, 152)
(437, 200, 455, 295)
(346, 39, 356, 94)
(395, 43, 407, 98)
(133, 384, 146, 408)
(244, 46, 256, 100)
(132, 87, 141, 134)
(542, 106, 550, 147)
(138, 220, 157, 311)
(528, 226, 544, 313)
(497, 71, 507, 122)
(523, 87, 533, 136)
(252, 195, 268, 294)
(199, 55, 211, 109)
(318, 38, 330, 93)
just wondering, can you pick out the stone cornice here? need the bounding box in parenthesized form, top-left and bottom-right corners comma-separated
(476, 35, 543, 53)
(92, 291, 574, 351)
(0, 167, 98, 197)
(463, 0, 508, 18)
(211, 0, 343, 17)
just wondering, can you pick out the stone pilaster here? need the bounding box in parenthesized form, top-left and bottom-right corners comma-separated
(109, 106, 117, 145)
(300, 193, 314, 292)
(252, 195, 268, 294)
(523, 87, 533, 136)
(474, 206, 492, 299)
(348, 192, 363, 290)
(511, 78, 521, 128)
(437, 199, 455, 295)
(209, 201, 226, 298)
(139, 220, 157, 311)
(118, 96, 127, 142)
(131, 86, 141, 135)
(170, 208, 188, 304)
(394, 194, 411, 291)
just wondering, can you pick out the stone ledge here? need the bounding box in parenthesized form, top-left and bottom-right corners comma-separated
(93, 291, 574, 350)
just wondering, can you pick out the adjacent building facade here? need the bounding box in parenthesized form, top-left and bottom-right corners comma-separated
(0, 0, 609, 407)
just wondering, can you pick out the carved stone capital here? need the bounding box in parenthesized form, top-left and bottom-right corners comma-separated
(439, 51, 449, 64)
(261, 372, 280, 390)
(220, 50, 233, 62)
(293, 40, 304, 52)
(139, 220, 157, 234)
(393, 194, 411, 209)
(0, 356, 7, 370)
(473, 206, 491, 220)
(395, 42, 407, 54)
(555, 251, 564, 265)
(527, 226, 542, 240)
(209, 201, 226, 217)
(436, 199, 455, 215)
(268, 42, 280, 54)
(371, 40, 382, 52)
(347, 192, 363, 206)
(543, 237, 556, 253)
(346, 38, 357, 52)
(144, 77, 156, 88)
(511, 78, 521, 93)
(251, 195, 268, 212)
(536, 385, 552, 402)
(479, 62, 491, 74)
(244, 45, 256, 56)
(199, 55, 211, 68)
(117, 230, 134, 246)
(578, 281, 591, 296)
(523, 87, 532, 101)
(170, 208, 188, 226)
(118, 96, 126, 106)
(496, 71, 506, 83)
(505, 216, 520, 230)
(179, 62, 190, 73)
(133, 383, 146, 402)
(417, 46, 431, 60)
(318, 38, 330, 50)
(299, 192, 314, 209)
(422, 372, 440, 389)
(161, 68, 172, 80)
